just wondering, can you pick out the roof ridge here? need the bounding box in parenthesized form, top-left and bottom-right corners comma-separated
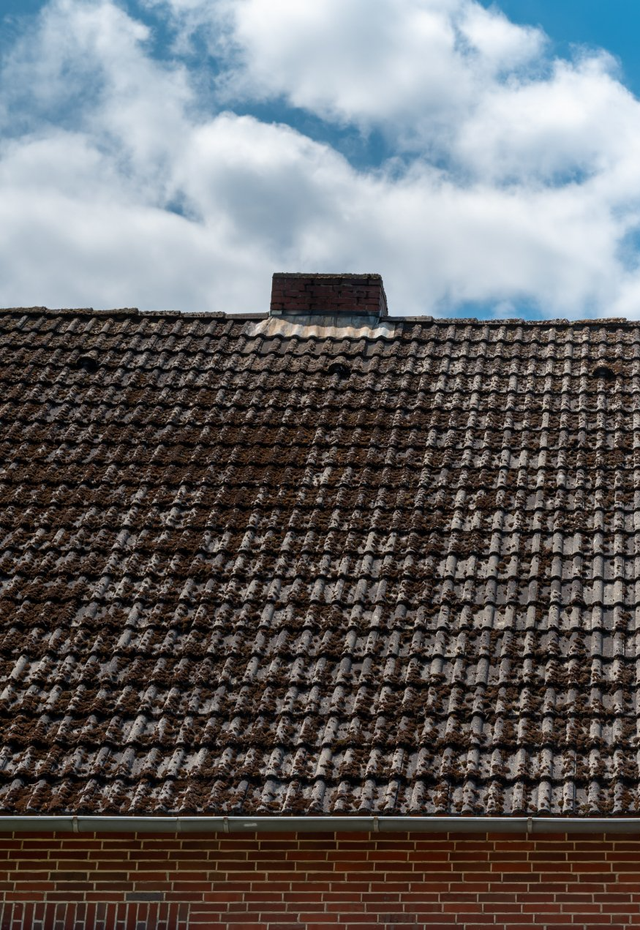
(0, 307, 265, 321)
(0, 306, 634, 326)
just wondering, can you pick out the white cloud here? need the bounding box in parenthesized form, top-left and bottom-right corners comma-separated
(153, 0, 545, 151)
(454, 56, 640, 184)
(2, 0, 640, 316)
(457, 2, 542, 69)
(2, 0, 192, 191)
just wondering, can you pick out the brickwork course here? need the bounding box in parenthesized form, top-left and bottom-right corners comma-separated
(3, 273, 640, 924)
(2, 831, 640, 928)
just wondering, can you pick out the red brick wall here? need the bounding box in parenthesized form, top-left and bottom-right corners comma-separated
(270, 274, 387, 317)
(1, 830, 639, 928)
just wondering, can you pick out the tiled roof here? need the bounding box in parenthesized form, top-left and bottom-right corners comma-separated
(0, 306, 639, 818)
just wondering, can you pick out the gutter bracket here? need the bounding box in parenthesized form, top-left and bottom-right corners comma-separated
(72, 817, 79, 835)
(373, 816, 379, 834)
(527, 817, 533, 835)
(223, 816, 230, 834)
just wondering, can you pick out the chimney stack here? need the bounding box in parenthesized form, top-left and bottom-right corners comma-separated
(270, 273, 388, 319)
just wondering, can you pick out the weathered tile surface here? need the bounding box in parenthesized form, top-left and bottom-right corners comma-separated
(0, 307, 638, 817)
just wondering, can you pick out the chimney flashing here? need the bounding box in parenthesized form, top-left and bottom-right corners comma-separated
(270, 273, 388, 320)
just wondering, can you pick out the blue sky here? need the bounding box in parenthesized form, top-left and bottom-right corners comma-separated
(2, 0, 640, 318)
(498, 1, 640, 93)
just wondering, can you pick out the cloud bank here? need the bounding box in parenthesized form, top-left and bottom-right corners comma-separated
(2, 0, 640, 316)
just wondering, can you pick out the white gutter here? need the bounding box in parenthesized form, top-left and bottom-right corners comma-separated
(0, 816, 639, 834)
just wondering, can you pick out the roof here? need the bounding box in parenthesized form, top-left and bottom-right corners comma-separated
(0, 305, 639, 818)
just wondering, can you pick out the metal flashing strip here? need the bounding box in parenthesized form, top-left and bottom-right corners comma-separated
(247, 315, 396, 341)
(1, 816, 640, 834)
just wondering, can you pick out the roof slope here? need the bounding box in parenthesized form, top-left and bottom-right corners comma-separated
(0, 307, 638, 818)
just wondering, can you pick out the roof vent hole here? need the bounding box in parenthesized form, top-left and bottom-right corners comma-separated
(75, 353, 99, 373)
(592, 365, 616, 381)
(327, 362, 350, 379)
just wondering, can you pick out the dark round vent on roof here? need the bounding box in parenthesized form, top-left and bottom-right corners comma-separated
(592, 365, 616, 381)
(75, 353, 99, 373)
(327, 362, 350, 379)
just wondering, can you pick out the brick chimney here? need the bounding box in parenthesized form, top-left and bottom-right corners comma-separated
(270, 273, 388, 319)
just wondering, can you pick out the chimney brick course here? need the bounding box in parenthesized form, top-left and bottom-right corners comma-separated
(270, 273, 388, 318)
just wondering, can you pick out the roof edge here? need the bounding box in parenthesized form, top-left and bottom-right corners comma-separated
(2, 816, 640, 835)
(0, 306, 635, 326)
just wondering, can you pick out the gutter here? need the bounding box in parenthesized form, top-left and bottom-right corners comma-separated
(1, 816, 640, 834)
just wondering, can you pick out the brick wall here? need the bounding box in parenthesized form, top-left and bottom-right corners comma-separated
(270, 274, 388, 317)
(1, 830, 640, 929)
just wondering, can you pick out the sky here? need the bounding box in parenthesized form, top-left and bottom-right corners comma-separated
(2, 1, 640, 318)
